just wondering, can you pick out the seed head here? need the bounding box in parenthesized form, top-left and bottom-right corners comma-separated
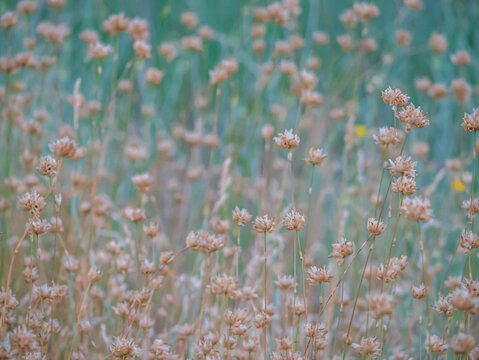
(282, 209, 305, 231)
(254, 215, 275, 233)
(273, 129, 300, 149)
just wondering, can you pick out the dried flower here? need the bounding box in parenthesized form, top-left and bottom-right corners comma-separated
(306, 266, 333, 284)
(304, 148, 327, 166)
(367, 217, 386, 236)
(273, 129, 300, 149)
(232, 207, 252, 226)
(462, 108, 479, 132)
(254, 215, 275, 233)
(282, 209, 305, 231)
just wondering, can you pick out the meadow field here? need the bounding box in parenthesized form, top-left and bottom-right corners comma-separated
(0, 0, 478, 358)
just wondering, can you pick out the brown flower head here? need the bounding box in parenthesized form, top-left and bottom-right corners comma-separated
(282, 209, 305, 231)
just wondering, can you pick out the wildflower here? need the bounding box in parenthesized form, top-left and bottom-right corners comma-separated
(367, 217, 386, 236)
(427, 83, 447, 99)
(429, 32, 448, 54)
(354, 125, 367, 137)
(121, 206, 146, 222)
(330, 238, 354, 264)
(451, 178, 466, 192)
(306, 266, 333, 284)
(131, 173, 152, 193)
(377, 256, 408, 282)
(412, 284, 426, 299)
(461, 108, 479, 132)
(460, 230, 479, 254)
(63, 255, 79, 272)
(158, 42, 177, 62)
(182, 36, 203, 52)
(373, 127, 401, 146)
(146, 67, 163, 85)
(450, 333, 476, 355)
(304, 147, 327, 166)
(405, 0, 423, 10)
(396, 29, 412, 46)
(143, 222, 159, 238)
(10, 326, 39, 354)
(299, 69, 317, 90)
(313, 31, 329, 45)
(232, 207, 252, 226)
(110, 336, 140, 359)
(451, 78, 471, 103)
(382, 87, 410, 108)
(433, 295, 453, 317)
(398, 104, 429, 132)
(275, 274, 296, 292)
(451, 50, 471, 66)
(0, 12, 18, 29)
(450, 287, 476, 313)
(210, 274, 238, 297)
(88, 42, 112, 59)
(392, 176, 417, 195)
(400, 197, 433, 222)
(425, 335, 448, 354)
(49, 137, 78, 158)
(180, 11, 198, 29)
(282, 209, 305, 231)
(19, 191, 46, 215)
(87, 267, 102, 283)
(103, 13, 129, 35)
(273, 129, 300, 149)
(352, 337, 381, 356)
(369, 294, 395, 318)
(300, 90, 323, 106)
(133, 40, 151, 58)
(186, 230, 226, 253)
(254, 215, 275, 233)
(389, 156, 417, 178)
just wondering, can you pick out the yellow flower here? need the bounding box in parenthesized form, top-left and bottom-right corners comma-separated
(451, 179, 466, 192)
(355, 125, 367, 138)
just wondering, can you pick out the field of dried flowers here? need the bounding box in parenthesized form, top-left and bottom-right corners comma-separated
(0, 0, 478, 359)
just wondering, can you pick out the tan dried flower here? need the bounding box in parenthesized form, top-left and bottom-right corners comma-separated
(397, 104, 429, 132)
(392, 176, 417, 195)
(254, 215, 275, 233)
(88, 42, 112, 59)
(425, 334, 448, 354)
(282, 209, 305, 231)
(37, 155, 58, 177)
(389, 155, 417, 177)
(19, 191, 46, 215)
(450, 333, 476, 355)
(304, 148, 327, 166)
(49, 136, 78, 158)
(373, 127, 401, 146)
(306, 266, 333, 284)
(400, 197, 432, 222)
(412, 284, 426, 299)
(460, 230, 479, 254)
(382, 87, 410, 108)
(352, 337, 380, 356)
(451, 50, 471, 66)
(273, 129, 300, 149)
(131, 173, 152, 193)
(300, 90, 324, 106)
(232, 207, 252, 226)
(462, 108, 479, 132)
(330, 237, 354, 264)
(110, 336, 139, 359)
(367, 217, 386, 236)
(429, 32, 448, 54)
